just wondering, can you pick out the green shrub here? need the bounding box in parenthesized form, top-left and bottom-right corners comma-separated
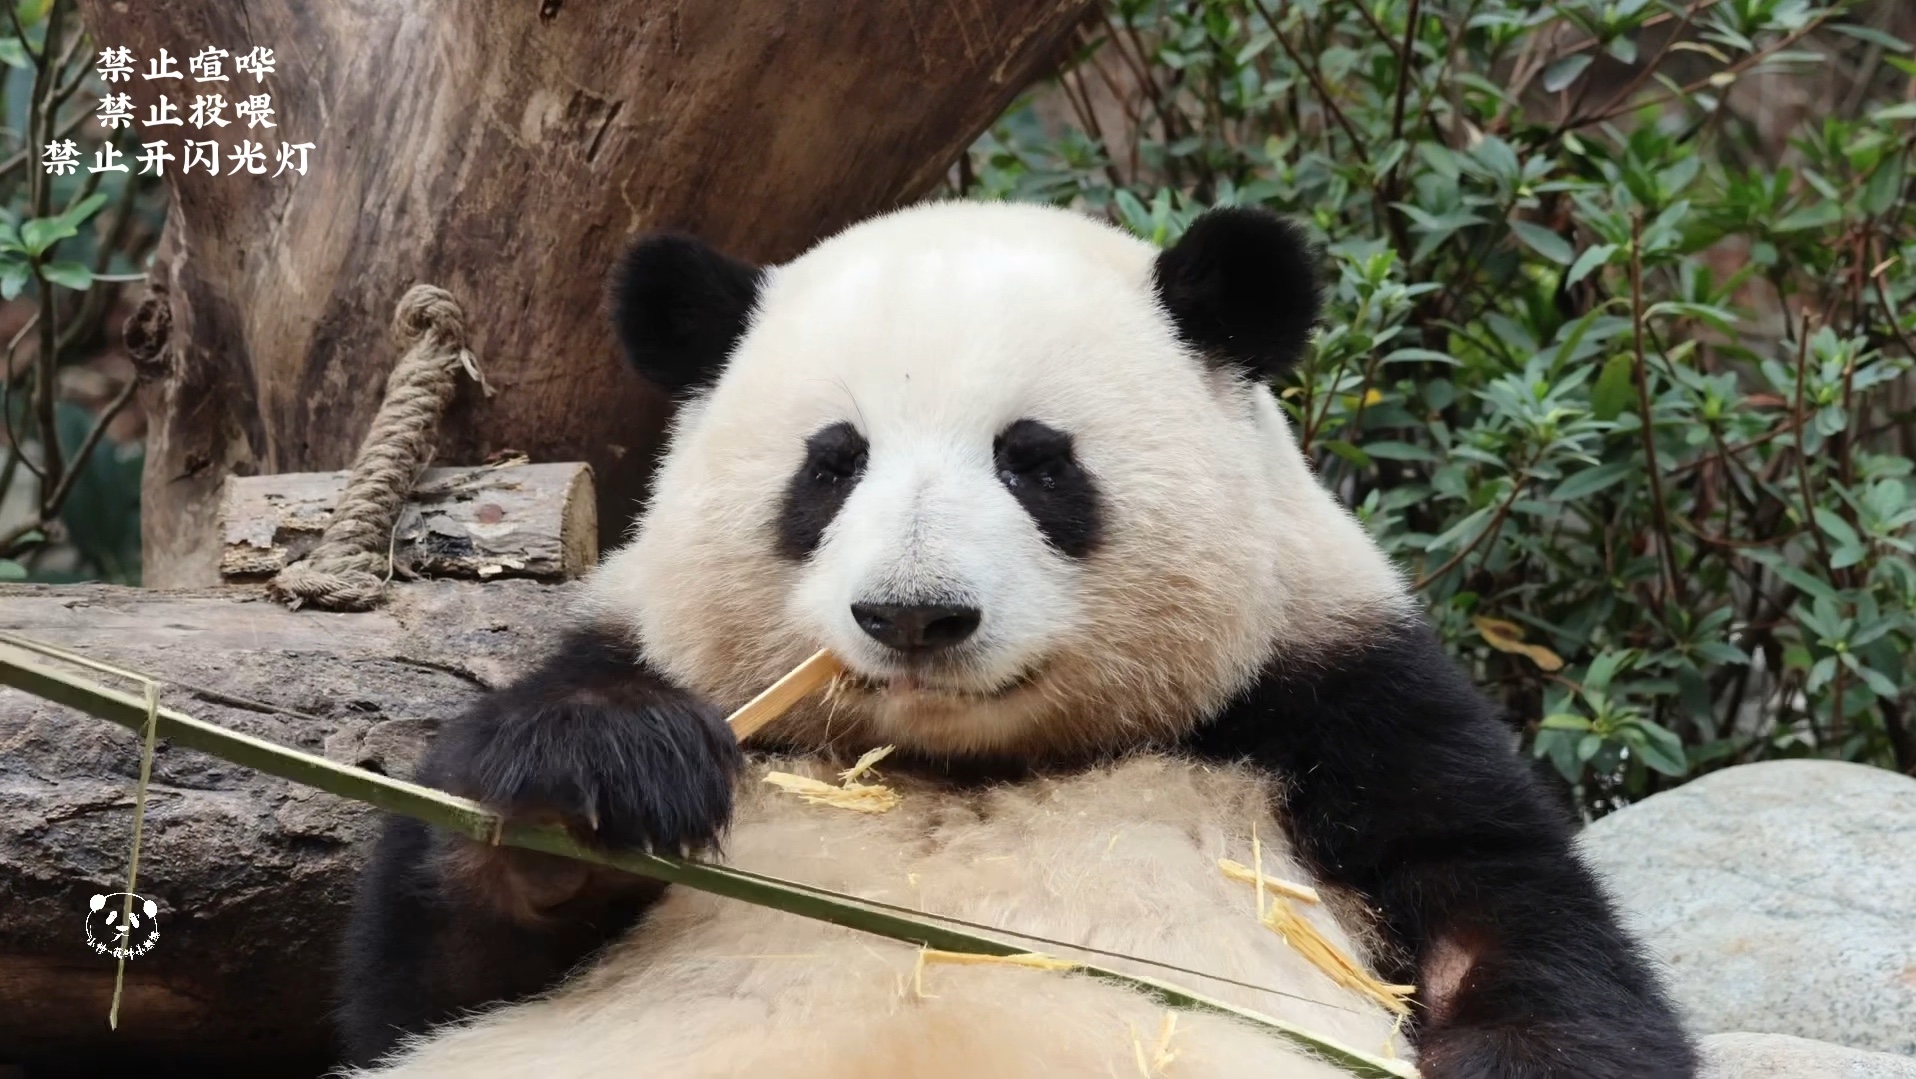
(0, 0, 160, 585)
(957, 0, 1916, 812)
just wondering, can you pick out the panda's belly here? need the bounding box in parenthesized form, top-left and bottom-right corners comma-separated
(369, 756, 1411, 1078)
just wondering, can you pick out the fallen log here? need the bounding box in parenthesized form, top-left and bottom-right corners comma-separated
(0, 581, 576, 1075)
(218, 462, 598, 583)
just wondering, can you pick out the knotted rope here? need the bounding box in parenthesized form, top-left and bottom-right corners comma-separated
(268, 285, 491, 611)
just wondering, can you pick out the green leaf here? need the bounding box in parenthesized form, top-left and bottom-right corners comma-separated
(17, 217, 78, 257)
(1473, 137, 1521, 184)
(1583, 650, 1632, 694)
(1629, 720, 1688, 776)
(0, 259, 29, 301)
(1551, 459, 1635, 501)
(1417, 142, 1461, 180)
(1862, 154, 1906, 217)
(58, 192, 111, 230)
(1397, 203, 1488, 234)
(1812, 508, 1859, 549)
(1770, 202, 1843, 233)
(1382, 347, 1461, 366)
(39, 260, 92, 291)
(1752, 553, 1842, 604)
(1362, 441, 1439, 463)
(1322, 440, 1371, 467)
(1541, 55, 1592, 93)
(1591, 353, 1636, 422)
(1871, 101, 1916, 122)
(1833, 23, 1914, 53)
(1113, 190, 1152, 238)
(0, 38, 27, 69)
(1808, 654, 1839, 693)
(0, 559, 25, 581)
(1565, 243, 1617, 286)
(1539, 713, 1592, 731)
(1510, 220, 1574, 265)
(1853, 664, 1902, 700)
(1694, 641, 1750, 665)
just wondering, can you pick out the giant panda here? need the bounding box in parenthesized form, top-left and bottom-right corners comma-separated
(336, 201, 1695, 1079)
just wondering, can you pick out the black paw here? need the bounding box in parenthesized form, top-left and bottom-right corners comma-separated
(421, 663, 742, 856)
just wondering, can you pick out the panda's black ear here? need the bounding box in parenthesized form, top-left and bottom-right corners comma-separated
(611, 233, 763, 395)
(1151, 207, 1322, 380)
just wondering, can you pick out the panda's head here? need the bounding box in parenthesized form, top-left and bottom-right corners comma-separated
(588, 202, 1409, 759)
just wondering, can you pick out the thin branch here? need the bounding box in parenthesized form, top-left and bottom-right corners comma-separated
(1788, 314, 1834, 568)
(1388, 0, 1423, 145)
(39, 374, 137, 516)
(26, 0, 69, 500)
(1666, 416, 1801, 478)
(47, 14, 89, 111)
(3, 314, 44, 482)
(30, 266, 62, 500)
(1629, 214, 1683, 614)
(1414, 465, 1532, 592)
(6, 2, 38, 65)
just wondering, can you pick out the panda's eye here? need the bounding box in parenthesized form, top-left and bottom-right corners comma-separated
(992, 418, 1101, 558)
(803, 423, 868, 484)
(994, 420, 1073, 490)
(776, 422, 869, 561)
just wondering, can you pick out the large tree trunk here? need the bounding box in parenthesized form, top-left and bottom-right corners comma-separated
(80, 0, 1093, 587)
(0, 581, 575, 1075)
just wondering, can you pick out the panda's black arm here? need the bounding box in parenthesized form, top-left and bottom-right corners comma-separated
(1186, 622, 1696, 1079)
(336, 624, 740, 1066)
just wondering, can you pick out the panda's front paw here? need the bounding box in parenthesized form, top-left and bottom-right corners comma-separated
(425, 673, 743, 857)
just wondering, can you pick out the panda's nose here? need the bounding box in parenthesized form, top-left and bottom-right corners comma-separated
(851, 601, 981, 653)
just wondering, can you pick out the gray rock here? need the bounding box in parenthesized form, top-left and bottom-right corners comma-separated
(1582, 759, 1916, 1056)
(1703, 1032, 1916, 1078)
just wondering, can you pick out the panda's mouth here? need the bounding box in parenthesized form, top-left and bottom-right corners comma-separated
(842, 663, 1041, 701)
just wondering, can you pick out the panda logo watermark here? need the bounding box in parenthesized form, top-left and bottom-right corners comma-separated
(85, 892, 160, 959)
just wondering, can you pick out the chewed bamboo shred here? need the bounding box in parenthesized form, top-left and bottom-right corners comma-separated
(1130, 1012, 1180, 1077)
(1226, 847, 1413, 1015)
(762, 771, 900, 813)
(839, 744, 895, 784)
(1261, 898, 1415, 1015)
(1218, 858, 1322, 904)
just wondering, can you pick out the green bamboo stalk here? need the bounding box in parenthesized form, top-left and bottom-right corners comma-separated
(0, 635, 1416, 1079)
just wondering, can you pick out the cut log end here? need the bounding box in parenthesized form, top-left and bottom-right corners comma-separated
(219, 461, 598, 584)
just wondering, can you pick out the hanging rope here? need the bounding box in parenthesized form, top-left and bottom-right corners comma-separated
(267, 285, 492, 611)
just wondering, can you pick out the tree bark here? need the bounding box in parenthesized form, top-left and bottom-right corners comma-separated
(0, 581, 576, 1075)
(77, 0, 1093, 587)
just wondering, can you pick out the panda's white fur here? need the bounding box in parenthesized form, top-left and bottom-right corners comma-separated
(348, 203, 1422, 1078)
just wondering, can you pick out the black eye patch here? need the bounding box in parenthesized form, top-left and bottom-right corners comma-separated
(774, 422, 869, 560)
(994, 419, 1101, 558)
